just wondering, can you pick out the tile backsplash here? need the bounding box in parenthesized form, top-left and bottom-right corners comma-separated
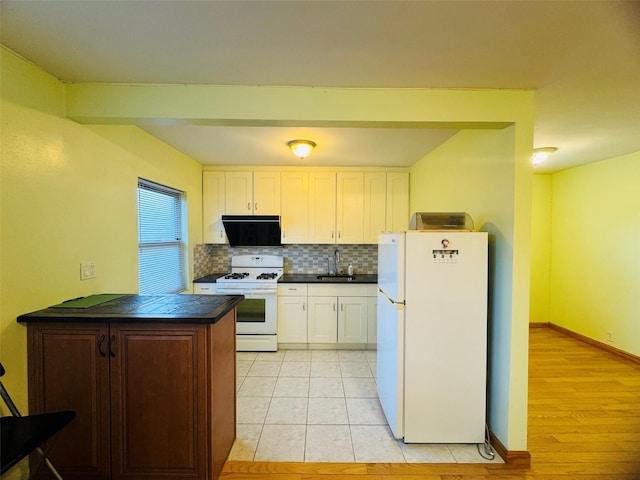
(193, 244, 378, 280)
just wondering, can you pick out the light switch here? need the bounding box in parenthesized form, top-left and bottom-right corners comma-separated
(80, 262, 96, 280)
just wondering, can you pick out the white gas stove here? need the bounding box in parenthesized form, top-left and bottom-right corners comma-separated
(216, 255, 283, 352)
(216, 255, 283, 292)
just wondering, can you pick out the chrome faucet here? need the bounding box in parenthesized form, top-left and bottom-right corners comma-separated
(334, 249, 340, 274)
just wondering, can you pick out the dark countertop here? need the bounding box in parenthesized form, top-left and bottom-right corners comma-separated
(193, 273, 227, 283)
(279, 274, 378, 284)
(193, 273, 378, 284)
(17, 294, 244, 324)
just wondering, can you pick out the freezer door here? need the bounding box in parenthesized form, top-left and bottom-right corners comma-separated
(377, 232, 405, 303)
(376, 290, 404, 439)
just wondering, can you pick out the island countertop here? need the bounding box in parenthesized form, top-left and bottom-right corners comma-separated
(17, 293, 244, 324)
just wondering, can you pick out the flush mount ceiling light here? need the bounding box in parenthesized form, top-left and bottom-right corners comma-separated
(532, 147, 558, 166)
(287, 139, 316, 160)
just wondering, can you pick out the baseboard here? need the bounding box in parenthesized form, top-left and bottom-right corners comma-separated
(546, 323, 640, 364)
(529, 321, 550, 328)
(489, 431, 531, 467)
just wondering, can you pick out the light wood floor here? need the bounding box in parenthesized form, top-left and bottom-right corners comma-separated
(220, 327, 640, 479)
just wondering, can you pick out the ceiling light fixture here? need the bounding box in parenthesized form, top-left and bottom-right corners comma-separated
(532, 147, 558, 166)
(287, 139, 316, 160)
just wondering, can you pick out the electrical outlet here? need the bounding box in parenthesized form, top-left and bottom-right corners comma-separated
(606, 331, 615, 342)
(80, 262, 96, 280)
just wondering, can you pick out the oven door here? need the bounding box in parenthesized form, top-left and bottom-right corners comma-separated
(215, 287, 277, 335)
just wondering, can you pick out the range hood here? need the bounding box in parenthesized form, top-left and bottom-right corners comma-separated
(222, 215, 282, 247)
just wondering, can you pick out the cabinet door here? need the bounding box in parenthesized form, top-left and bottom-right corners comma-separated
(308, 172, 336, 244)
(225, 171, 253, 214)
(27, 323, 110, 480)
(338, 296, 368, 343)
(253, 171, 281, 215)
(278, 296, 308, 343)
(203, 171, 226, 243)
(109, 324, 207, 480)
(280, 171, 309, 243)
(364, 172, 387, 244)
(336, 172, 364, 244)
(386, 172, 409, 233)
(307, 296, 337, 343)
(367, 295, 377, 344)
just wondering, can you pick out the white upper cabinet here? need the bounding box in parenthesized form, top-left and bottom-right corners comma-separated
(363, 172, 387, 243)
(336, 172, 364, 244)
(225, 171, 253, 215)
(280, 171, 309, 244)
(203, 171, 226, 244)
(386, 172, 410, 233)
(253, 171, 281, 215)
(204, 168, 407, 245)
(308, 172, 336, 244)
(225, 171, 280, 215)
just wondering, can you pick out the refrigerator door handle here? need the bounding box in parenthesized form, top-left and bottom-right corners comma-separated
(378, 288, 405, 306)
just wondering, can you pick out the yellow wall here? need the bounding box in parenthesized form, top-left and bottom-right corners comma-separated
(0, 47, 203, 418)
(548, 152, 640, 355)
(1, 46, 534, 454)
(410, 125, 533, 451)
(530, 175, 552, 323)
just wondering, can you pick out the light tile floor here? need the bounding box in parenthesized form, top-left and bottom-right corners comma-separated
(230, 349, 501, 463)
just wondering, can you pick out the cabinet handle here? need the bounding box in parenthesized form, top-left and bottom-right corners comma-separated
(340, 303, 344, 312)
(108, 335, 116, 357)
(247, 202, 251, 211)
(338, 231, 341, 239)
(331, 231, 334, 239)
(255, 202, 258, 211)
(333, 303, 336, 312)
(303, 302, 306, 311)
(97, 334, 106, 357)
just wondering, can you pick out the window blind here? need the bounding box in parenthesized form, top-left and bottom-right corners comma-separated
(137, 178, 185, 294)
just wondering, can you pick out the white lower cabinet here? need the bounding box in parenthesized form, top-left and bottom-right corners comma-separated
(277, 284, 308, 343)
(278, 284, 374, 345)
(308, 296, 339, 343)
(337, 296, 368, 343)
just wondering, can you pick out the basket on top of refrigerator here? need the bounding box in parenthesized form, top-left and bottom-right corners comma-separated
(409, 212, 474, 231)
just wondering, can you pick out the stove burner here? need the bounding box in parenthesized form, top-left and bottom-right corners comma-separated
(257, 272, 279, 280)
(224, 272, 249, 280)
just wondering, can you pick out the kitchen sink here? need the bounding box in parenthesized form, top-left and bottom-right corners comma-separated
(316, 274, 356, 282)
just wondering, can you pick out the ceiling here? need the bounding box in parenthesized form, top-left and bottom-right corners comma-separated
(1, 1, 639, 172)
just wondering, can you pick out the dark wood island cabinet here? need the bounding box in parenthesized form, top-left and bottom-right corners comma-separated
(18, 294, 243, 480)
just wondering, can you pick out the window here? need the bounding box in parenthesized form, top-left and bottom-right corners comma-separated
(137, 178, 186, 294)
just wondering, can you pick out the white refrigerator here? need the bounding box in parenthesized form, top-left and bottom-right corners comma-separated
(377, 230, 488, 443)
